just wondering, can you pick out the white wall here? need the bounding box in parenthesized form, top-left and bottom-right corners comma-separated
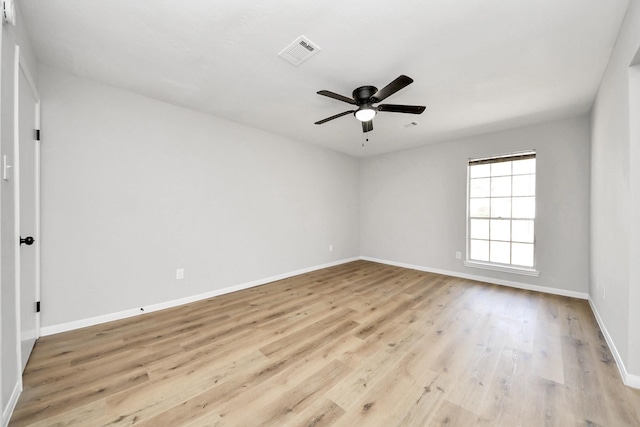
(1, 1, 39, 423)
(591, 0, 640, 383)
(360, 116, 591, 295)
(38, 66, 360, 329)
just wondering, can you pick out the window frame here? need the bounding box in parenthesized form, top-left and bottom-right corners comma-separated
(464, 150, 539, 277)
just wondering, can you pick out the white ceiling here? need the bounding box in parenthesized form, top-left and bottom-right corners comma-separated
(21, 0, 629, 157)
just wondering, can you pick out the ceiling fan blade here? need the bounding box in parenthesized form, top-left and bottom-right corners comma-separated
(371, 75, 414, 103)
(317, 90, 357, 105)
(377, 104, 426, 114)
(315, 110, 355, 125)
(362, 120, 373, 133)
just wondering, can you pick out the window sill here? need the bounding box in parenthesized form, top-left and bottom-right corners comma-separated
(463, 261, 539, 277)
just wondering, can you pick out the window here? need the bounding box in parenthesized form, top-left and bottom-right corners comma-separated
(465, 151, 537, 275)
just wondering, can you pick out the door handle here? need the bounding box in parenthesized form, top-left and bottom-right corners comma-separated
(20, 236, 34, 246)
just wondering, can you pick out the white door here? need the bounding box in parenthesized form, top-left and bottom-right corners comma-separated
(16, 48, 40, 372)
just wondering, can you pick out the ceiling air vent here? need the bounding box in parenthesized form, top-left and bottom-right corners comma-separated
(278, 35, 321, 66)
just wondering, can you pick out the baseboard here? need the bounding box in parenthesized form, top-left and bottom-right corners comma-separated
(360, 256, 589, 300)
(627, 373, 640, 389)
(588, 297, 640, 389)
(2, 379, 21, 427)
(41, 257, 360, 336)
(39, 255, 590, 335)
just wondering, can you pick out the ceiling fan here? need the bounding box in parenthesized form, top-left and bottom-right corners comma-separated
(314, 75, 426, 133)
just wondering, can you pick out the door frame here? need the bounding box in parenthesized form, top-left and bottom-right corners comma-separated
(13, 44, 41, 376)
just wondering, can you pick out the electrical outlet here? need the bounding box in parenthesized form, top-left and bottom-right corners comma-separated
(455, 251, 462, 260)
(329, 244, 333, 252)
(176, 268, 184, 280)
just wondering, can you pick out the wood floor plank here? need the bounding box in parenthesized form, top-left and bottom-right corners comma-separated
(442, 314, 510, 416)
(26, 400, 107, 427)
(383, 370, 449, 427)
(10, 260, 640, 426)
(11, 369, 149, 425)
(251, 359, 350, 427)
(258, 308, 356, 358)
(101, 350, 269, 425)
(428, 399, 486, 426)
(475, 347, 535, 425)
(287, 398, 346, 427)
(21, 343, 183, 401)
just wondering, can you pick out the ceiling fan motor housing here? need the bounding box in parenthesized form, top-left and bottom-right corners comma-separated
(353, 86, 378, 104)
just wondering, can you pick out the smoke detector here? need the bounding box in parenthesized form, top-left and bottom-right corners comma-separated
(278, 36, 321, 66)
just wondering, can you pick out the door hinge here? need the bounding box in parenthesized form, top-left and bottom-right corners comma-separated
(36, 301, 40, 313)
(34, 129, 40, 141)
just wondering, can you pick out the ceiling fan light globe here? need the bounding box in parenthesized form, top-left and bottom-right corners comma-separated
(355, 108, 376, 122)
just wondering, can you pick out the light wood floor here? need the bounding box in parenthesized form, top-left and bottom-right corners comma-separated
(10, 260, 640, 426)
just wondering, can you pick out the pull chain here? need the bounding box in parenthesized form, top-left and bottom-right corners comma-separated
(362, 135, 370, 148)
